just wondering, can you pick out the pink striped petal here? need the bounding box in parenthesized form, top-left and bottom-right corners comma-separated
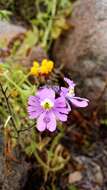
(28, 96, 40, 106)
(55, 96, 66, 108)
(70, 97, 89, 107)
(37, 88, 55, 102)
(37, 113, 46, 132)
(54, 107, 69, 114)
(55, 111, 67, 122)
(46, 112, 56, 132)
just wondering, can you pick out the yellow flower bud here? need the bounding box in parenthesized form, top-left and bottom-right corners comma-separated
(30, 61, 39, 76)
(47, 60, 54, 72)
(40, 59, 54, 74)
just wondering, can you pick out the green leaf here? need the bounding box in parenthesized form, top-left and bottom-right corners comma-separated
(0, 10, 12, 21)
(51, 17, 69, 39)
(24, 28, 38, 46)
(68, 185, 79, 190)
(25, 142, 36, 156)
(101, 119, 107, 126)
(51, 26, 62, 39)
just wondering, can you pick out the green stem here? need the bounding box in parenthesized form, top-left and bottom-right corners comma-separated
(34, 149, 69, 172)
(42, 0, 57, 49)
(0, 83, 18, 133)
(4, 72, 22, 93)
(50, 132, 64, 152)
(18, 72, 31, 86)
(34, 150, 50, 170)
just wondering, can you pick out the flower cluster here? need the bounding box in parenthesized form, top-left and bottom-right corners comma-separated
(28, 77, 89, 132)
(30, 59, 54, 77)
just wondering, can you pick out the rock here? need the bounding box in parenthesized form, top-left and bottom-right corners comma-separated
(94, 165, 103, 185)
(0, 21, 26, 46)
(53, 0, 107, 115)
(68, 171, 82, 184)
(0, 156, 29, 190)
(74, 156, 104, 189)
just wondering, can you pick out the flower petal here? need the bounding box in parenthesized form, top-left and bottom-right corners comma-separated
(55, 111, 67, 122)
(28, 96, 40, 106)
(27, 106, 43, 119)
(60, 87, 68, 97)
(55, 96, 66, 108)
(28, 111, 39, 119)
(70, 97, 89, 107)
(28, 96, 43, 119)
(46, 112, 56, 132)
(54, 107, 69, 114)
(37, 88, 55, 102)
(37, 113, 46, 132)
(54, 96, 71, 113)
(27, 106, 38, 112)
(64, 77, 75, 87)
(65, 100, 71, 112)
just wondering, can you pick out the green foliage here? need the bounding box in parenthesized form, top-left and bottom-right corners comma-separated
(101, 119, 107, 126)
(0, 10, 12, 20)
(68, 185, 79, 190)
(0, 62, 35, 128)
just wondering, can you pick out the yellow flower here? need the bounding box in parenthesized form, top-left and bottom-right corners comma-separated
(30, 61, 39, 76)
(40, 59, 54, 74)
(30, 59, 54, 77)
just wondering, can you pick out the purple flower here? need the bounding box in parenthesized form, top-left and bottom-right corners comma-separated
(61, 77, 89, 108)
(28, 88, 70, 132)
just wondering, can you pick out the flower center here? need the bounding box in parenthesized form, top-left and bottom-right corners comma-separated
(41, 99, 54, 110)
(68, 88, 74, 97)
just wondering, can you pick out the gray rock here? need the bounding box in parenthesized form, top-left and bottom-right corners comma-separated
(74, 156, 104, 189)
(0, 21, 26, 45)
(0, 156, 29, 190)
(53, 0, 107, 115)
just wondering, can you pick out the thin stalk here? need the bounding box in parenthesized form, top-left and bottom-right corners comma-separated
(0, 83, 18, 133)
(18, 72, 31, 86)
(42, 0, 57, 49)
(34, 150, 50, 170)
(4, 115, 11, 128)
(18, 122, 36, 133)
